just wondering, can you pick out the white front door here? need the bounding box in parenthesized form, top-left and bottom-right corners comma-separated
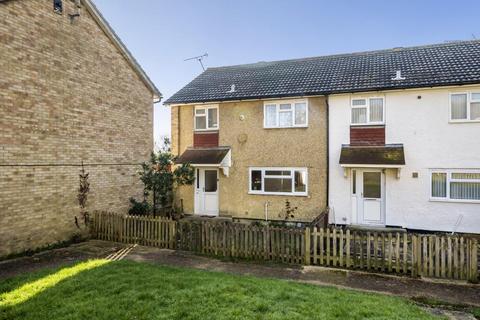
(356, 169, 385, 226)
(194, 168, 219, 216)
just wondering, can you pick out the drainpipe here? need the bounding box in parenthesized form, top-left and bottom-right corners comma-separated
(325, 96, 330, 210)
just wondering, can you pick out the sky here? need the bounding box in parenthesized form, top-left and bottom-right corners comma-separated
(94, 0, 480, 146)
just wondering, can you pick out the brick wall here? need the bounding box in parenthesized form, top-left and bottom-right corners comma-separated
(350, 126, 385, 146)
(0, 0, 154, 256)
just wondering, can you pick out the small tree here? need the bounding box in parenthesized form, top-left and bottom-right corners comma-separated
(134, 137, 194, 217)
(76, 161, 90, 228)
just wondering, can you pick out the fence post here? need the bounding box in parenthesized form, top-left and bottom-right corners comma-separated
(469, 238, 478, 283)
(304, 227, 311, 265)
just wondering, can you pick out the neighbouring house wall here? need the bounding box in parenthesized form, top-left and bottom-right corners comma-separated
(329, 86, 480, 233)
(0, 0, 154, 256)
(172, 97, 328, 222)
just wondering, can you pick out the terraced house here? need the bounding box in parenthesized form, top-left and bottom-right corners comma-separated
(0, 0, 160, 256)
(166, 40, 480, 234)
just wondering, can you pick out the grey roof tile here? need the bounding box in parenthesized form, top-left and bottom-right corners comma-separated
(165, 41, 480, 105)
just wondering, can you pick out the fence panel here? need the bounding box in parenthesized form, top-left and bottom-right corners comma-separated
(92, 212, 478, 282)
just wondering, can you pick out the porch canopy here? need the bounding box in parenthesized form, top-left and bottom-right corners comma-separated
(176, 146, 232, 176)
(339, 144, 405, 177)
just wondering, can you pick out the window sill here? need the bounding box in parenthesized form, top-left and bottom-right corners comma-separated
(350, 123, 385, 127)
(248, 191, 308, 197)
(194, 129, 219, 132)
(429, 198, 480, 204)
(448, 120, 480, 124)
(263, 125, 308, 129)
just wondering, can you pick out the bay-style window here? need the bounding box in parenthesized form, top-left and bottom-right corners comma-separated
(264, 100, 308, 128)
(450, 93, 480, 122)
(351, 97, 384, 125)
(194, 105, 219, 131)
(431, 170, 480, 202)
(249, 167, 308, 196)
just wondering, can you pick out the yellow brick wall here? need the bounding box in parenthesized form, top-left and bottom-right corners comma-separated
(172, 97, 327, 222)
(0, 0, 154, 256)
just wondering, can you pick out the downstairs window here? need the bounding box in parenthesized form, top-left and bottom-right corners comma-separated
(249, 167, 307, 196)
(431, 170, 480, 202)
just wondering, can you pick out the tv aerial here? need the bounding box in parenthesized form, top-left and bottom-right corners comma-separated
(184, 53, 208, 71)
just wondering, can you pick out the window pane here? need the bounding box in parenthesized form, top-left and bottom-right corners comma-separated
(294, 103, 307, 125)
(352, 107, 367, 124)
(265, 105, 277, 127)
(204, 170, 217, 192)
(279, 104, 291, 110)
(195, 109, 205, 114)
(431, 173, 447, 198)
(470, 102, 480, 120)
(352, 170, 356, 195)
(195, 115, 206, 129)
(294, 171, 306, 193)
(264, 178, 292, 192)
(265, 170, 291, 176)
(352, 99, 366, 106)
(265, 177, 292, 193)
(472, 93, 480, 100)
(369, 98, 383, 122)
(363, 172, 381, 198)
(279, 111, 292, 127)
(208, 108, 218, 128)
(451, 94, 467, 120)
(450, 182, 480, 200)
(451, 172, 480, 179)
(251, 170, 262, 191)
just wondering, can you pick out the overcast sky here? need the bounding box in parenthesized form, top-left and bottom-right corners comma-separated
(93, 0, 480, 146)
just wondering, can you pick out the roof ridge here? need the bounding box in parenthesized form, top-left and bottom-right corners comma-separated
(206, 40, 480, 70)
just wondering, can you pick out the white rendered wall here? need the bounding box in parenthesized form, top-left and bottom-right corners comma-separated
(329, 85, 480, 234)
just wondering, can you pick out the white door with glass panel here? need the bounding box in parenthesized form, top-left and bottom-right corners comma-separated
(356, 170, 385, 225)
(194, 168, 219, 216)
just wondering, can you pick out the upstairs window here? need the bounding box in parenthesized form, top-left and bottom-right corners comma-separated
(431, 170, 480, 202)
(351, 97, 384, 125)
(450, 93, 480, 122)
(194, 105, 218, 131)
(264, 100, 308, 128)
(249, 167, 308, 196)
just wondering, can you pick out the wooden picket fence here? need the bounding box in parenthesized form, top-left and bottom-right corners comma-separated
(91, 212, 479, 282)
(92, 211, 176, 249)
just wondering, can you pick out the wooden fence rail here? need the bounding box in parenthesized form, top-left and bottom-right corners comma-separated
(92, 212, 478, 282)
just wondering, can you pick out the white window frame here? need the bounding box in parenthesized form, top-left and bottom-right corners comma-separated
(248, 167, 308, 196)
(350, 97, 385, 126)
(263, 99, 308, 128)
(430, 169, 480, 203)
(449, 92, 480, 123)
(194, 105, 219, 131)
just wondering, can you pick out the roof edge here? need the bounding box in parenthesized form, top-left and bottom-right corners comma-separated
(84, 0, 161, 102)
(164, 80, 480, 106)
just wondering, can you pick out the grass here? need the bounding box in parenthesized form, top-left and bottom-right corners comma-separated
(0, 259, 441, 320)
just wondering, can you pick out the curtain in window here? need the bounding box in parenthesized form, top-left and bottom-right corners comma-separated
(351, 108, 367, 124)
(369, 98, 383, 122)
(450, 182, 480, 200)
(431, 173, 447, 198)
(208, 108, 218, 128)
(294, 103, 307, 125)
(451, 94, 467, 120)
(265, 105, 277, 126)
(279, 111, 292, 126)
(470, 102, 480, 120)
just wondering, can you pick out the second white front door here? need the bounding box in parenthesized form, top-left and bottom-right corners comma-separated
(194, 168, 219, 216)
(356, 169, 385, 226)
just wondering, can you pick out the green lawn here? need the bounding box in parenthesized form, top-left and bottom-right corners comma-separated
(0, 259, 440, 320)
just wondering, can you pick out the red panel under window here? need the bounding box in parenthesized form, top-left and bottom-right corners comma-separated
(350, 126, 385, 146)
(194, 131, 219, 148)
